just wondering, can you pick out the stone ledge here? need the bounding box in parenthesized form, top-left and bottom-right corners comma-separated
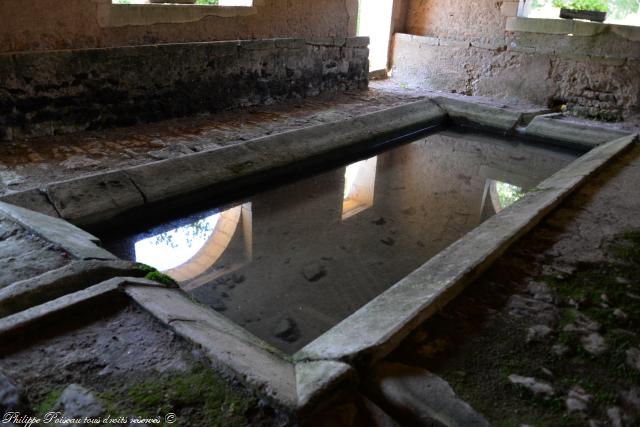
(523, 114, 632, 150)
(20, 100, 444, 229)
(0, 201, 116, 260)
(506, 17, 640, 41)
(0, 260, 146, 318)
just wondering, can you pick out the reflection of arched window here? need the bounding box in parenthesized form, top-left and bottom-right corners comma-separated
(489, 180, 525, 212)
(342, 157, 377, 220)
(134, 203, 251, 283)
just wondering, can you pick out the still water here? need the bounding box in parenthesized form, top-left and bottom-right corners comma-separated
(105, 130, 579, 353)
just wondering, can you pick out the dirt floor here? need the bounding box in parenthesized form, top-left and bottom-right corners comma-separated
(0, 300, 290, 426)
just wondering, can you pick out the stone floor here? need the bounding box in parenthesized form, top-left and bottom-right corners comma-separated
(1, 80, 640, 426)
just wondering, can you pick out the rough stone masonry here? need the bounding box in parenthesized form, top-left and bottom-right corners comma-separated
(0, 37, 369, 141)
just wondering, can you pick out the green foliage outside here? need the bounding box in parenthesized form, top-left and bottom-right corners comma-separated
(552, 0, 609, 12)
(495, 182, 526, 209)
(533, 0, 639, 19)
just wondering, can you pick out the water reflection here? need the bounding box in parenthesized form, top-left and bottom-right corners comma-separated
(134, 214, 219, 271)
(105, 130, 578, 354)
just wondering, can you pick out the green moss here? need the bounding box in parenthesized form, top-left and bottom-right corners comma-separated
(134, 263, 178, 287)
(98, 365, 253, 427)
(34, 389, 63, 416)
(144, 271, 178, 287)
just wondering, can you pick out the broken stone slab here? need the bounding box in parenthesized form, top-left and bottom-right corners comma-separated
(0, 188, 59, 218)
(367, 362, 490, 427)
(0, 260, 145, 318)
(46, 170, 145, 227)
(523, 114, 632, 151)
(508, 374, 555, 398)
(0, 201, 116, 261)
(53, 384, 104, 420)
(433, 96, 524, 133)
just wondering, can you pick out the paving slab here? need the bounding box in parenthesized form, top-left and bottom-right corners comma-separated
(0, 201, 116, 260)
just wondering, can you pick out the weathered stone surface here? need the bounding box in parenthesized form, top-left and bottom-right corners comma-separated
(124, 285, 298, 409)
(433, 96, 523, 132)
(508, 374, 555, 397)
(526, 324, 553, 343)
(53, 384, 103, 420)
(626, 347, 640, 371)
(0, 201, 115, 260)
(46, 171, 145, 226)
(123, 99, 445, 209)
(0, 189, 59, 218)
(0, 371, 29, 413)
(566, 386, 592, 413)
(368, 362, 490, 427)
(581, 332, 608, 356)
(0, 218, 70, 289)
(0, 278, 156, 339)
(524, 115, 631, 150)
(0, 260, 144, 318)
(295, 361, 353, 411)
(0, 38, 369, 141)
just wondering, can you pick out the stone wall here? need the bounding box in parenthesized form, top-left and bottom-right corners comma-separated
(0, 0, 359, 54)
(393, 0, 640, 121)
(0, 37, 369, 141)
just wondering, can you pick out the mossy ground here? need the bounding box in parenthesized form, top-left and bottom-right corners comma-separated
(33, 365, 262, 426)
(392, 231, 640, 426)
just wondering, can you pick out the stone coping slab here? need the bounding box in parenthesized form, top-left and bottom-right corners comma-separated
(432, 96, 526, 133)
(0, 97, 636, 416)
(523, 114, 630, 150)
(0, 100, 446, 229)
(0, 260, 145, 318)
(0, 277, 158, 340)
(0, 201, 116, 260)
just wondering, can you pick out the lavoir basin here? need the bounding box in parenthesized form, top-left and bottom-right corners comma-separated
(104, 130, 579, 353)
(1, 98, 636, 413)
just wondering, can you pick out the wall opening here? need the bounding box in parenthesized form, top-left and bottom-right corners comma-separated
(519, 0, 640, 26)
(357, 0, 394, 72)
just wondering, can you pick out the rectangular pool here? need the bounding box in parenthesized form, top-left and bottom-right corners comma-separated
(104, 130, 579, 353)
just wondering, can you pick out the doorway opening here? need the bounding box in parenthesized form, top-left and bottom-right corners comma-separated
(357, 0, 394, 74)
